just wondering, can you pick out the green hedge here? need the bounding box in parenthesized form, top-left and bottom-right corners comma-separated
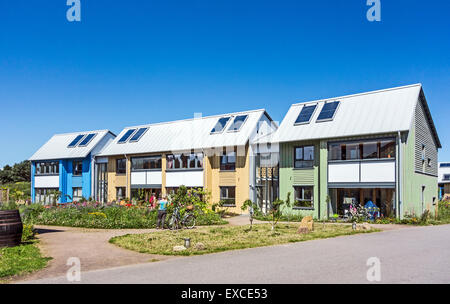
(21, 203, 226, 229)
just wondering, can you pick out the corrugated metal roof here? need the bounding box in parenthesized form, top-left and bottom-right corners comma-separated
(98, 109, 268, 156)
(273, 84, 423, 143)
(29, 130, 114, 161)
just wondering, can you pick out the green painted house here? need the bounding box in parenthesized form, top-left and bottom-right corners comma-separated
(254, 84, 441, 220)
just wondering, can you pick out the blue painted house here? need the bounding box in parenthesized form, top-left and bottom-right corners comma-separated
(29, 130, 116, 204)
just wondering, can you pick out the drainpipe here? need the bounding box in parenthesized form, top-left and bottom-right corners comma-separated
(201, 148, 206, 192)
(125, 154, 129, 199)
(91, 155, 95, 202)
(397, 131, 402, 219)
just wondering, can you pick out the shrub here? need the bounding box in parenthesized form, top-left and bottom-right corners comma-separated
(21, 201, 226, 229)
(21, 224, 35, 242)
(0, 201, 18, 211)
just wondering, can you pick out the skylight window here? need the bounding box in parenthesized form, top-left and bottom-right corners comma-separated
(78, 133, 97, 147)
(118, 129, 136, 144)
(316, 101, 340, 122)
(68, 134, 85, 148)
(129, 127, 149, 142)
(211, 117, 231, 134)
(295, 104, 317, 125)
(228, 115, 248, 132)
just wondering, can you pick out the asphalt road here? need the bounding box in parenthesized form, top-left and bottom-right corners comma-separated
(23, 224, 450, 284)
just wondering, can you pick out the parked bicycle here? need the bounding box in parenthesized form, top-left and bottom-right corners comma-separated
(169, 205, 196, 230)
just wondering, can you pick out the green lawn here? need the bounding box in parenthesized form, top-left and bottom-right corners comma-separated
(0, 241, 51, 280)
(110, 223, 380, 256)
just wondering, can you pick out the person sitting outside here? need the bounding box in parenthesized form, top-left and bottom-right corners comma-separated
(156, 194, 168, 229)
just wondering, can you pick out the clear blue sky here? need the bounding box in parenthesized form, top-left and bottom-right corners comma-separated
(0, 0, 449, 168)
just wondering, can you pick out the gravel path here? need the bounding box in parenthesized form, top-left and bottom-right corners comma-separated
(23, 224, 450, 284)
(16, 225, 177, 282)
(14, 216, 409, 283)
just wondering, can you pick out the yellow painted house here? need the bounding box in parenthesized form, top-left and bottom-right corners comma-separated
(94, 109, 277, 213)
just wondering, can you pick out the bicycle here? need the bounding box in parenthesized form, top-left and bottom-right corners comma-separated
(169, 206, 196, 230)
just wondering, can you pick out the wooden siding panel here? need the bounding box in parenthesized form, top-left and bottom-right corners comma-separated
(293, 169, 315, 185)
(219, 171, 236, 186)
(414, 97, 438, 176)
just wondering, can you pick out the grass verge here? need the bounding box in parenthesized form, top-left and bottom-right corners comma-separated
(0, 241, 51, 280)
(110, 223, 380, 256)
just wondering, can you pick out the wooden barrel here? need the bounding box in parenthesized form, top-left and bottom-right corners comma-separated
(0, 210, 23, 248)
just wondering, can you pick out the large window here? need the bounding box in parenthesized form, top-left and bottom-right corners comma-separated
(220, 149, 236, 171)
(73, 161, 83, 176)
(293, 186, 314, 209)
(379, 140, 395, 158)
(167, 153, 203, 170)
(116, 187, 126, 200)
(35, 188, 59, 204)
(35, 161, 59, 175)
(294, 146, 314, 168)
(131, 156, 162, 170)
(72, 187, 82, 201)
(220, 186, 236, 206)
(116, 158, 126, 174)
(329, 138, 396, 161)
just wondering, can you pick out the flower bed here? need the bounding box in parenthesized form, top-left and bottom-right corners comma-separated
(21, 202, 226, 229)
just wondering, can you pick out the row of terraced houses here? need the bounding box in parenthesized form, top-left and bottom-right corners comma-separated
(29, 84, 442, 219)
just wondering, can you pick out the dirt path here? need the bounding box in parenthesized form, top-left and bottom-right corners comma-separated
(17, 226, 177, 282)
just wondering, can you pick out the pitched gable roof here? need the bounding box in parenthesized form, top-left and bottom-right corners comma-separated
(29, 130, 115, 161)
(273, 84, 440, 145)
(98, 109, 271, 156)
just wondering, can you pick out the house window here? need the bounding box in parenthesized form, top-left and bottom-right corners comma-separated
(167, 153, 203, 170)
(329, 143, 344, 161)
(380, 140, 395, 158)
(220, 149, 236, 171)
(35, 188, 59, 204)
(116, 158, 126, 174)
(35, 161, 59, 175)
(294, 146, 314, 168)
(131, 156, 162, 170)
(329, 139, 395, 161)
(427, 158, 432, 167)
(72, 187, 82, 201)
(116, 187, 126, 200)
(293, 186, 314, 209)
(443, 174, 450, 181)
(362, 141, 378, 159)
(220, 186, 236, 206)
(73, 161, 83, 176)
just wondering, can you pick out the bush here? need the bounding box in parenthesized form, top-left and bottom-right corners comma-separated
(437, 201, 450, 221)
(0, 201, 18, 211)
(21, 202, 226, 229)
(21, 224, 35, 242)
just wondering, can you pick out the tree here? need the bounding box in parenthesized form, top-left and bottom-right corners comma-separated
(0, 160, 31, 185)
(241, 199, 260, 231)
(0, 165, 13, 184)
(11, 160, 31, 182)
(268, 192, 291, 231)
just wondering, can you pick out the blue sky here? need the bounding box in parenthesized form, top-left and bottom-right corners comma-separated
(0, 0, 449, 168)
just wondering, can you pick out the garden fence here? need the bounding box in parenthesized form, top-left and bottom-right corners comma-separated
(0, 188, 9, 203)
